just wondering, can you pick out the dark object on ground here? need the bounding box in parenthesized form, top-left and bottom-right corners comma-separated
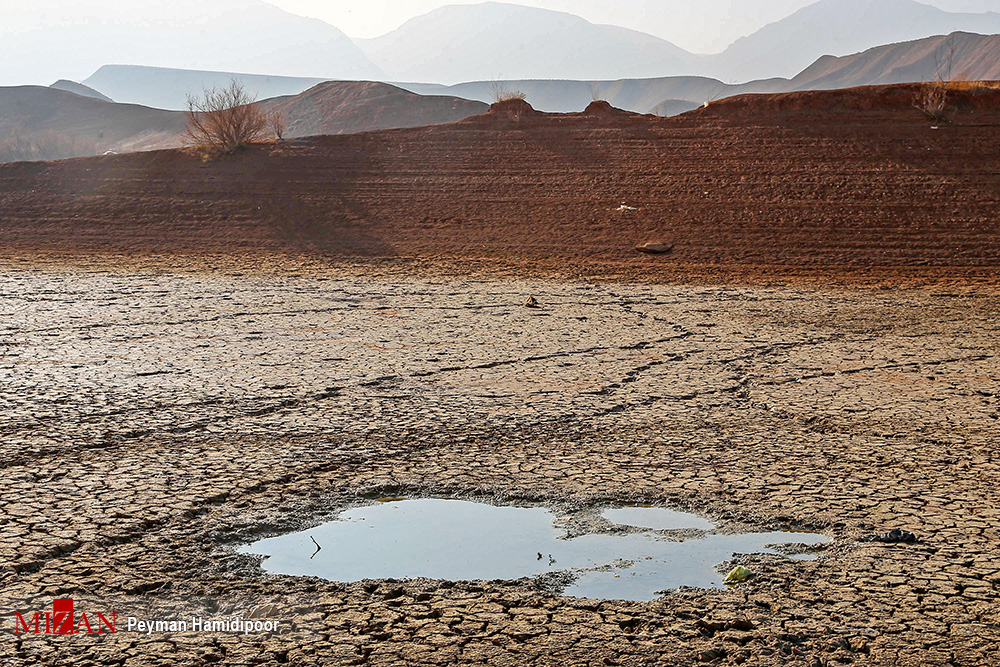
(863, 528, 918, 543)
(524, 295, 540, 308)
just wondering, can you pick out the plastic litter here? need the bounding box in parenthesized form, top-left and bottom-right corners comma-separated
(724, 565, 752, 585)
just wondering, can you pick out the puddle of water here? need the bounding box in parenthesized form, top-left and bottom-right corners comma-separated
(239, 499, 829, 601)
(601, 506, 714, 531)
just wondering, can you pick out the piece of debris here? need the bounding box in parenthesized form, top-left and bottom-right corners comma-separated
(616, 203, 638, 212)
(723, 565, 752, 585)
(524, 295, 540, 308)
(310, 535, 322, 558)
(862, 528, 918, 544)
(636, 242, 674, 255)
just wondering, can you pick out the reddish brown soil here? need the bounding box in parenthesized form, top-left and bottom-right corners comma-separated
(1, 84, 998, 284)
(697, 82, 1000, 116)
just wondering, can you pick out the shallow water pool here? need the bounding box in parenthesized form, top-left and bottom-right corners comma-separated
(239, 498, 829, 600)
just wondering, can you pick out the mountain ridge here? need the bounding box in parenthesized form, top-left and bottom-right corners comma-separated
(0, 81, 488, 163)
(355, 2, 696, 84)
(709, 0, 1000, 82)
(1, 0, 382, 87)
(791, 31, 1000, 90)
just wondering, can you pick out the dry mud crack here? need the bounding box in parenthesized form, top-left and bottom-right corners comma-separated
(1, 265, 999, 666)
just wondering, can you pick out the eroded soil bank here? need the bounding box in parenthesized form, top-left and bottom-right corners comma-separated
(3, 85, 1000, 283)
(1, 262, 998, 665)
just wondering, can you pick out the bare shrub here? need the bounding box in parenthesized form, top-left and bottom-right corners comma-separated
(913, 38, 955, 122)
(913, 82, 949, 121)
(489, 80, 526, 103)
(184, 80, 268, 153)
(266, 109, 287, 141)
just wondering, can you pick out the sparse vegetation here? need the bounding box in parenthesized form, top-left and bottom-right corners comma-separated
(266, 109, 287, 141)
(910, 76, 1000, 122)
(943, 78, 1000, 93)
(908, 37, 1000, 122)
(489, 80, 526, 104)
(913, 38, 956, 122)
(184, 80, 268, 154)
(588, 82, 603, 102)
(913, 82, 950, 121)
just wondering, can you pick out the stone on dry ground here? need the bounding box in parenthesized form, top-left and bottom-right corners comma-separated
(0, 265, 998, 666)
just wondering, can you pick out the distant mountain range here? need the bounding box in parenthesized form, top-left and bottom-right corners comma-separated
(352, 0, 1000, 84)
(82, 66, 331, 111)
(399, 77, 788, 114)
(49, 80, 113, 103)
(401, 30, 1000, 112)
(79, 64, 789, 114)
(77, 30, 997, 119)
(2, 0, 381, 87)
(355, 3, 696, 84)
(4, 0, 1000, 164)
(707, 0, 1000, 82)
(6, 0, 1000, 89)
(0, 86, 187, 162)
(791, 31, 1000, 90)
(0, 81, 487, 163)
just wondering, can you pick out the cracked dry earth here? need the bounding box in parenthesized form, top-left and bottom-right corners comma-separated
(1, 265, 999, 667)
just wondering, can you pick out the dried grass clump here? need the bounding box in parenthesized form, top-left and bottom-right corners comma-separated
(489, 80, 526, 103)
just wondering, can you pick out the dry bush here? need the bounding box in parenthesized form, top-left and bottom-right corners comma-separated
(266, 109, 287, 141)
(489, 80, 526, 103)
(913, 79, 1000, 121)
(184, 80, 268, 153)
(911, 36, 1000, 121)
(913, 82, 949, 121)
(912, 35, 955, 121)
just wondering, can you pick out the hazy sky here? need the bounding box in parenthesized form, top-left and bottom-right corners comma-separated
(3, 0, 999, 87)
(269, 0, 1000, 52)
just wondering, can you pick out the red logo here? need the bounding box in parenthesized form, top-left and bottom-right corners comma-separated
(13, 599, 117, 635)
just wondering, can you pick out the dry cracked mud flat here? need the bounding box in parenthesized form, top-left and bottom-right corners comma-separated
(1, 262, 999, 666)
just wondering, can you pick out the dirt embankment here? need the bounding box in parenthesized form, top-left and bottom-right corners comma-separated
(1, 84, 998, 283)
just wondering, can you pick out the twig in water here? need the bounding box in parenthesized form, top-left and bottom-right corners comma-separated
(310, 536, 322, 559)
